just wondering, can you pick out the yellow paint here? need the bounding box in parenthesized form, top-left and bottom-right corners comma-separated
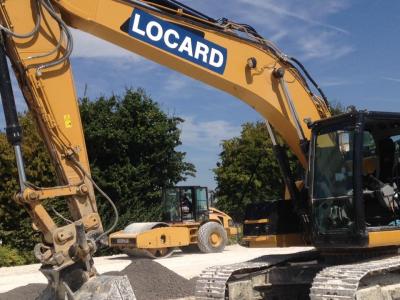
(210, 232, 222, 247)
(243, 233, 307, 247)
(244, 219, 269, 224)
(208, 207, 238, 237)
(136, 227, 190, 249)
(228, 226, 239, 236)
(368, 230, 400, 248)
(110, 227, 190, 249)
(284, 181, 304, 200)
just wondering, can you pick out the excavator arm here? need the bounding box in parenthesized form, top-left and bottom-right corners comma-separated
(0, 0, 330, 299)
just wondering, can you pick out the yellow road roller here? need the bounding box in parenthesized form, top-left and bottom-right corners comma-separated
(109, 186, 238, 258)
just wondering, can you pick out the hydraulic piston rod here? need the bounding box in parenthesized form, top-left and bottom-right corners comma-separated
(274, 67, 308, 154)
(0, 38, 26, 191)
(265, 120, 300, 203)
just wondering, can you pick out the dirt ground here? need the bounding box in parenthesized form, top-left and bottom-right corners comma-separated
(0, 245, 312, 300)
(0, 259, 196, 300)
(0, 284, 44, 300)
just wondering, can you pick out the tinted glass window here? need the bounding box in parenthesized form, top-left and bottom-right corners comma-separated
(163, 188, 181, 222)
(313, 130, 354, 199)
(196, 187, 208, 213)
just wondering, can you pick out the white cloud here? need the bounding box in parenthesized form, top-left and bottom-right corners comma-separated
(180, 116, 241, 150)
(183, 0, 353, 61)
(296, 31, 354, 60)
(238, 0, 349, 34)
(162, 73, 193, 93)
(238, 0, 352, 60)
(65, 1, 352, 62)
(70, 29, 141, 59)
(269, 30, 289, 43)
(156, 72, 215, 98)
(321, 78, 357, 87)
(382, 76, 400, 83)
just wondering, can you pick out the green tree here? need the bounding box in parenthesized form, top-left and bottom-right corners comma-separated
(0, 113, 56, 263)
(0, 245, 26, 266)
(330, 101, 346, 116)
(214, 100, 345, 221)
(214, 122, 299, 221)
(78, 88, 195, 228)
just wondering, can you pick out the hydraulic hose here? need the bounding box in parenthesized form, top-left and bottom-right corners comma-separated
(0, 1, 41, 38)
(69, 156, 119, 243)
(32, 0, 73, 76)
(289, 57, 329, 106)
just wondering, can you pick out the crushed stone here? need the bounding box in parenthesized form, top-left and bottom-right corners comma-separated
(0, 259, 196, 300)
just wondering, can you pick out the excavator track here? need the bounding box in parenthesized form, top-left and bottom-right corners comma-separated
(310, 254, 400, 300)
(195, 260, 271, 299)
(196, 252, 400, 300)
(195, 251, 319, 299)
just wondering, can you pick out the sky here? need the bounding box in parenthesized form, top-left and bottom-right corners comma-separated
(1, 0, 400, 189)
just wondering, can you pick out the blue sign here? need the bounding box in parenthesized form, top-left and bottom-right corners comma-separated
(127, 9, 227, 74)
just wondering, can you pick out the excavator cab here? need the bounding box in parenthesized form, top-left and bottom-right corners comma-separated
(310, 111, 400, 249)
(162, 186, 209, 223)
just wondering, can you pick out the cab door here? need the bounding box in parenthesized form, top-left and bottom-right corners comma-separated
(194, 187, 209, 221)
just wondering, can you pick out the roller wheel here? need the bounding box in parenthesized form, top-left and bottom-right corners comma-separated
(181, 244, 200, 253)
(197, 222, 227, 253)
(123, 247, 174, 259)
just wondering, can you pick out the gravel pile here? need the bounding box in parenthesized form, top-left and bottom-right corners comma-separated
(106, 258, 196, 300)
(0, 284, 45, 300)
(0, 259, 196, 300)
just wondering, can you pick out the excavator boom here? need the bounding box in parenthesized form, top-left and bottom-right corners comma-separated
(55, 0, 330, 165)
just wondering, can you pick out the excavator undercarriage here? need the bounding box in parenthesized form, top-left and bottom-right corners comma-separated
(196, 249, 400, 300)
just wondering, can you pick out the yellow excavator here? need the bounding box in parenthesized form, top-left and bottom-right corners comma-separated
(109, 186, 238, 258)
(1, 1, 400, 299)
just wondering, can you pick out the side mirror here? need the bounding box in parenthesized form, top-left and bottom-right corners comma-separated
(338, 131, 350, 155)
